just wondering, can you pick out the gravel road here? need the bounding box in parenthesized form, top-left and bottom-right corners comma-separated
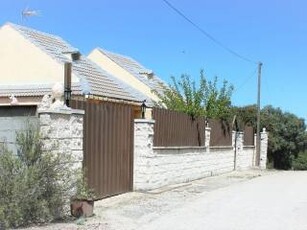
(23, 170, 307, 230)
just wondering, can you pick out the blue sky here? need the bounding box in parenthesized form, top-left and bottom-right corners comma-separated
(1, 0, 306, 120)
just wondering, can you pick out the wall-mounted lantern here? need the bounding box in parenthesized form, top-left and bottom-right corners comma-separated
(64, 87, 72, 107)
(141, 100, 147, 119)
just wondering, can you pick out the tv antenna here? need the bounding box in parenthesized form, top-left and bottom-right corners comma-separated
(21, 7, 40, 21)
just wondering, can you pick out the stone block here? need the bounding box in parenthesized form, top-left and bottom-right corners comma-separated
(39, 114, 51, 126)
(71, 124, 83, 138)
(40, 126, 51, 139)
(42, 139, 58, 151)
(71, 138, 83, 150)
(55, 126, 71, 139)
(72, 150, 83, 161)
(58, 139, 72, 151)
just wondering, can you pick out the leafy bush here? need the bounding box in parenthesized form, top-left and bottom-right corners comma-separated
(73, 174, 96, 200)
(0, 123, 78, 228)
(292, 151, 307, 170)
(271, 150, 293, 170)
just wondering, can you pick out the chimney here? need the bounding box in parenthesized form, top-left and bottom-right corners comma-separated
(71, 51, 81, 61)
(62, 50, 81, 61)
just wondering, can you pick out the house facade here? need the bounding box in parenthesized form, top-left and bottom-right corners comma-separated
(0, 23, 147, 196)
(88, 48, 166, 105)
(0, 23, 147, 111)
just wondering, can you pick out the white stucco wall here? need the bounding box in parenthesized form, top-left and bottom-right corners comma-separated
(88, 49, 160, 102)
(0, 24, 78, 85)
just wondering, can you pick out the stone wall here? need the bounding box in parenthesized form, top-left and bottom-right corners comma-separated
(38, 108, 84, 170)
(134, 119, 268, 191)
(260, 128, 268, 169)
(236, 147, 255, 170)
(234, 131, 256, 170)
(134, 119, 155, 190)
(137, 146, 234, 191)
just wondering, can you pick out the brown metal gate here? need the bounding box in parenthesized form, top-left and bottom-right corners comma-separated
(71, 99, 134, 199)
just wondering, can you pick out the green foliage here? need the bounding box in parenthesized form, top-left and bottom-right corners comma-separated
(262, 106, 306, 169)
(0, 123, 78, 228)
(233, 105, 307, 169)
(231, 105, 257, 129)
(73, 172, 96, 200)
(154, 70, 234, 119)
(292, 151, 307, 170)
(0, 148, 25, 228)
(205, 76, 234, 119)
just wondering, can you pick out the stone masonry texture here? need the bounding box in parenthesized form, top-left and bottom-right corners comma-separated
(38, 108, 84, 169)
(134, 120, 268, 191)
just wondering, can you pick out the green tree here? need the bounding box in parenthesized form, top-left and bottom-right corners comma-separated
(155, 70, 234, 119)
(262, 106, 306, 169)
(233, 105, 307, 169)
(231, 105, 257, 129)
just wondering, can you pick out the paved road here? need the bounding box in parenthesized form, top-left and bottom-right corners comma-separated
(142, 171, 307, 230)
(23, 170, 307, 230)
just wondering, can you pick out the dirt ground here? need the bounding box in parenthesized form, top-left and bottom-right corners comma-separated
(22, 169, 281, 230)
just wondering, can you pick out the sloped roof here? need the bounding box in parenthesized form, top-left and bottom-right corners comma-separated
(0, 83, 81, 97)
(97, 48, 167, 96)
(4, 23, 145, 102)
